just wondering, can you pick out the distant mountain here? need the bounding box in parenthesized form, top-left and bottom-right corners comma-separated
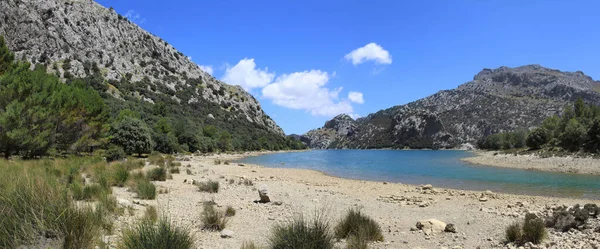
(0, 0, 294, 150)
(302, 65, 600, 149)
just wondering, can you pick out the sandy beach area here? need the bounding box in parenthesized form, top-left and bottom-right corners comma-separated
(462, 151, 600, 175)
(107, 151, 600, 249)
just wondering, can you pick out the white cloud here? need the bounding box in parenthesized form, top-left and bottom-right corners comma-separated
(125, 10, 146, 24)
(199, 65, 214, 75)
(262, 70, 353, 117)
(348, 91, 364, 104)
(344, 43, 392, 65)
(222, 58, 275, 91)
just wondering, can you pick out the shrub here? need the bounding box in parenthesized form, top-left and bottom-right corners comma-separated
(144, 206, 158, 223)
(545, 204, 598, 232)
(505, 214, 547, 245)
(148, 167, 167, 181)
(228, 179, 235, 184)
(198, 180, 219, 193)
(505, 222, 522, 243)
(214, 159, 222, 165)
(134, 178, 156, 200)
(526, 128, 549, 149)
(111, 164, 129, 187)
(201, 203, 228, 231)
(334, 208, 383, 242)
(346, 229, 370, 249)
(120, 219, 193, 249)
(226, 206, 236, 217)
(170, 167, 180, 174)
(105, 145, 126, 162)
(224, 161, 230, 165)
(269, 213, 334, 249)
(522, 216, 546, 245)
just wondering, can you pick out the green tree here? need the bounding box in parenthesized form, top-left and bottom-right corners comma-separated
(526, 128, 549, 150)
(586, 118, 600, 153)
(110, 117, 153, 156)
(560, 118, 586, 151)
(203, 125, 218, 138)
(217, 131, 233, 151)
(152, 118, 178, 154)
(0, 36, 14, 75)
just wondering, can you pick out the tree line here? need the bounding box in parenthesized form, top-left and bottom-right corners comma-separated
(0, 36, 305, 159)
(478, 98, 600, 153)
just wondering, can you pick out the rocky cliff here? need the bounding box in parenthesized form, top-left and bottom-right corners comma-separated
(0, 0, 283, 135)
(303, 65, 600, 149)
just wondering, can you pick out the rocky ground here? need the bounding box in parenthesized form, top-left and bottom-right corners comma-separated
(463, 151, 600, 175)
(107, 152, 600, 249)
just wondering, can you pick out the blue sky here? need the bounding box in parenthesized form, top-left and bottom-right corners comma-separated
(96, 0, 600, 135)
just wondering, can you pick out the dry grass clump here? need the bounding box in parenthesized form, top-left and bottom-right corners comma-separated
(120, 218, 193, 249)
(505, 213, 547, 245)
(226, 206, 236, 217)
(201, 203, 228, 231)
(334, 208, 383, 242)
(198, 180, 219, 193)
(143, 206, 158, 223)
(269, 212, 334, 249)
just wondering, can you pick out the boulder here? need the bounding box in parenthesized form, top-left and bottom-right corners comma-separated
(220, 229, 234, 238)
(416, 219, 447, 233)
(422, 184, 433, 190)
(444, 223, 457, 233)
(258, 184, 270, 203)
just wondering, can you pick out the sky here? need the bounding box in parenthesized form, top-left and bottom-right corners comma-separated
(96, 0, 600, 135)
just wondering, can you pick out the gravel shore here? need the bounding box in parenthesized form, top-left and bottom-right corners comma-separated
(107, 152, 600, 248)
(462, 151, 600, 175)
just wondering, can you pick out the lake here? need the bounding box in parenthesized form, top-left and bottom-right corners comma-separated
(236, 150, 600, 199)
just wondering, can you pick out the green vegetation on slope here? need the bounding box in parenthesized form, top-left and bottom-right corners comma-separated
(0, 36, 305, 159)
(478, 98, 600, 153)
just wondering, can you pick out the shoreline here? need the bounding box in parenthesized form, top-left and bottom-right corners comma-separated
(462, 150, 600, 175)
(106, 151, 600, 248)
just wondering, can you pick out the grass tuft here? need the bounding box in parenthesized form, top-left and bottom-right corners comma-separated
(226, 206, 236, 217)
(147, 167, 167, 181)
(111, 163, 129, 187)
(144, 206, 158, 223)
(198, 180, 219, 193)
(269, 213, 334, 249)
(201, 203, 228, 231)
(120, 218, 193, 249)
(133, 178, 157, 200)
(334, 208, 383, 242)
(241, 241, 261, 249)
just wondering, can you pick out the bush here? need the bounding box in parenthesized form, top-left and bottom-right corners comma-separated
(505, 214, 547, 245)
(198, 180, 219, 193)
(241, 241, 261, 249)
(120, 219, 194, 249)
(522, 216, 546, 245)
(170, 167, 180, 174)
(214, 159, 222, 165)
(201, 203, 228, 231)
(226, 206, 236, 217)
(269, 213, 334, 249)
(346, 229, 370, 249)
(526, 128, 549, 149)
(134, 178, 156, 200)
(147, 167, 167, 181)
(105, 145, 126, 162)
(545, 204, 598, 232)
(505, 222, 522, 243)
(334, 208, 383, 242)
(111, 164, 129, 187)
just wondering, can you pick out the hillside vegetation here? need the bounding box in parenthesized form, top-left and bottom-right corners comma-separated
(0, 36, 304, 159)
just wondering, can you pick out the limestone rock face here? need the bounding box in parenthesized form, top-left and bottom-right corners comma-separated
(0, 0, 283, 136)
(302, 65, 600, 149)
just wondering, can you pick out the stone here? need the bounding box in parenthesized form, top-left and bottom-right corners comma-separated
(479, 197, 488, 202)
(444, 224, 457, 233)
(416, 219, 447, 233)
(258, 184, 270, 203)
(220, 229, 234, 238)
(117, 198, 132, 207)
(273, 201, 283, 206)
(422, 184, 433, 190)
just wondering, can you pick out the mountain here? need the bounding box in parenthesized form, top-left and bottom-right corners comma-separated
(302, 65, 600, 149)
(0, 0, 295, 151)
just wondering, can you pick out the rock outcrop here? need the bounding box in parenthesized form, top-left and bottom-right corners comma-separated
(0, 0, 283, 136)
(302, 65, 600, 149)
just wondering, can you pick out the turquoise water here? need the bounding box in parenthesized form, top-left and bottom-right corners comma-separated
(237, 150, 600, 199)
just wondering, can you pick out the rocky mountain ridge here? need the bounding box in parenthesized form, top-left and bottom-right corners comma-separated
(303, 65, 600, 149)
(0, 0, 283, 135)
